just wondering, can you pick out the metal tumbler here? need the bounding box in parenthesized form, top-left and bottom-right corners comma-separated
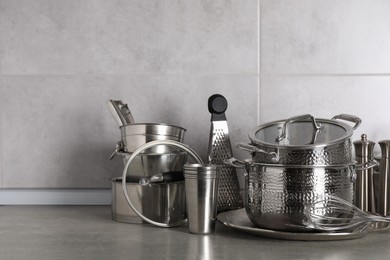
(184, 164, 219, 234)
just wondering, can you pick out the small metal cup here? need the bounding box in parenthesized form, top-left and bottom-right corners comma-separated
(184, 164, 219, 234)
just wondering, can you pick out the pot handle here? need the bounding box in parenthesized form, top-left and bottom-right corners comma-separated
(109, 141, 126, 160)
(332, 114, 362, 130)
(224, 157, 246, 168)
(276, 114, 322, 143)
(348, 160, 379, 182)
(355, 160, 379, 171)
(236, 143, 279, 163)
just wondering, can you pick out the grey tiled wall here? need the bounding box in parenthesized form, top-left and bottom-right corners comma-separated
(1, 0, 389, 188)
(0, 0, 258, 188)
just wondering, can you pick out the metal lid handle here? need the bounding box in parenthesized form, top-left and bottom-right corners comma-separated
(276, 114, 322, 143)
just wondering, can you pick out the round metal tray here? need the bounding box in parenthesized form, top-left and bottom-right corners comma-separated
(217, 209, 389, 241)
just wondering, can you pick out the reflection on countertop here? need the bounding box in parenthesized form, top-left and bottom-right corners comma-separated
(0, 206, 390, 260)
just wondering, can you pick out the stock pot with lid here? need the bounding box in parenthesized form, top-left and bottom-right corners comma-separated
(226, 158, 377, 232)
(238, 114, 361, 165)
(229, 114, 378, 231)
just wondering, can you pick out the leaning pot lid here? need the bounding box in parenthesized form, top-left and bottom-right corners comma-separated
(249, 114, 360, 149)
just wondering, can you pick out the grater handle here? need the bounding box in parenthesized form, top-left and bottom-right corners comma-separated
(208, 94, 227, 121)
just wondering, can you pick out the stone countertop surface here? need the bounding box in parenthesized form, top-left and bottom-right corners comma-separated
(1, 206, 390, 260)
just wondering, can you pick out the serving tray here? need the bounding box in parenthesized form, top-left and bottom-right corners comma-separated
(217, 208, 389, 241)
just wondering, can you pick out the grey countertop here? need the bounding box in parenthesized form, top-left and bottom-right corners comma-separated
(1, 206, 390, 260)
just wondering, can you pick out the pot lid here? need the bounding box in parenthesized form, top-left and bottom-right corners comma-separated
(249, 114, 361, 148)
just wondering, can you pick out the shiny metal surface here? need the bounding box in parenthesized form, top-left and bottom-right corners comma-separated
(110, 123, 187, 177)
(305, 195, 390, 231)
(207, 94, 243, 212)
(120, 151, 187, 177)
(239, 140, 352, 166)
(217, 208, 370, 241)
(353, 134, 376, 213)
(184, 164, 219, 234)
(378, 140, 390, 216)
(112, 177, 185, 225)
(122, 140, 204, 227)
(247, 114, 360, 165)
(120, 123, 186, 154)
(244, 162, 354, 231)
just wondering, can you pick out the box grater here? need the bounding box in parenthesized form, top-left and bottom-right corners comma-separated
(207, 94, 243, 212)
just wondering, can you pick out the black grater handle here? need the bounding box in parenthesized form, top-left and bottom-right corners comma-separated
(208, 94, 227, 121)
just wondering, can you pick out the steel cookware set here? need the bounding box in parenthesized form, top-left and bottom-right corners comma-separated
(108, 100, 191, 226)
(106, 97, 389, 238)
(230, 114, 378, 232)
(107, 96, 239, 232)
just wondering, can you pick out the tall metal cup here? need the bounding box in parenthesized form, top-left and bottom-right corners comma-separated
(184, 164, 219, 234)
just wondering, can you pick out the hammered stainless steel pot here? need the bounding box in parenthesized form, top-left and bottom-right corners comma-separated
(227, 159, 360, 232)
(238, 114, 361, 165)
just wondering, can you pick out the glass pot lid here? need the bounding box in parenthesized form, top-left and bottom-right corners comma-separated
(249, 114, 361, 149)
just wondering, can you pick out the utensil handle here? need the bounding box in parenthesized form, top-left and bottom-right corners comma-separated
(208, 94, 227, 121)
(332, 114, 362, 130)
(276, 114, 322, 143)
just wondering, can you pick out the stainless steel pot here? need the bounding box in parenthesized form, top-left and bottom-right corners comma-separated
(238, 114, 361, 165)
(112, 176, 186, 225)
(120, 123, 186, 153)
(110, 123, 187, 176)
(227, 159, 377, 232)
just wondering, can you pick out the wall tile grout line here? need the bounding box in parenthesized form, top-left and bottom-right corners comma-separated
(260, 73, 390, 77)
(0, 77, 2, 188)
(0, 0, 3, 188)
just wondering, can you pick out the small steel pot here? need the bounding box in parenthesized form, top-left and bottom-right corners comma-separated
(111, 176, 186, 225)
(238, 114, 361, 165)
(227, 158, 376, 232)
(120, 123, 186, 153)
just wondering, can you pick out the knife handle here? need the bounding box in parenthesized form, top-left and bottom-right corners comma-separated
(208, 94, 227, 121)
